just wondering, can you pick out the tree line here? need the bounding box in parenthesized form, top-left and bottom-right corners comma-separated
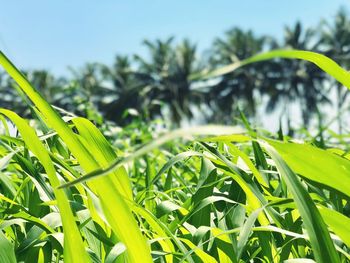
(1, 9, 350, 131)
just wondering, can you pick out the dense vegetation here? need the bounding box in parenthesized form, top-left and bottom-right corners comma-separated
(2, 9, 350, 132)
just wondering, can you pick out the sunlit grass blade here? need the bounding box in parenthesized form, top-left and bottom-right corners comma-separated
(72, 117, 133, 199)
(0, 51, 152, 263)
(179, 238, 218, 263)
(266, 139, 350, 197)
(195, 49, 350, 90)
(318, 205, 350, 247)
(262, 141, 340, 263)
(0, 109, 91, 263)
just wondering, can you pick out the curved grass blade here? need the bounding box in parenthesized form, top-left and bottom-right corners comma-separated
(266, 139, 350, 198)
(236, 208, 261, 261)
(227, 142, 268, 188)
(72, 117, 133, 199)
(262, 141, 340, 263)
(129, 201, 195, 263)
(199, 142, 271, 226)
(0, 109, 91, 263)
(179, 238, 218, 263)
(0, 51, 153, 263)
(318, 205, 350, 247)
(195, 49, 350, 90)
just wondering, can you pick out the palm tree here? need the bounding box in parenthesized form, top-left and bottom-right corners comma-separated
(68, 63, 106, 123)
(100, 55, 156, 124)
(0, 70, 59, 117)
(165, 39, 203, 123)
(207, 27, 269, 123)
(134, 38, 202, 124)
(26, 70, 57, 102)
(266, 22, 329, 128)
(321, 8, 350, 133)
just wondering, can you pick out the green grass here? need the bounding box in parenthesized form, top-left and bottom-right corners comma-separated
(0, 50, 350, 262)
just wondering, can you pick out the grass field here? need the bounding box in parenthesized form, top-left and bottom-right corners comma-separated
(0, 50, 350, 262)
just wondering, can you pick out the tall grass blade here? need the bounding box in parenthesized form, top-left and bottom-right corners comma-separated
(263, 141, 340, 263)
(196, 49, 350, 90)
(318, 205, 350, 247)
(266, 139, 350, 197)
(0, 109, 90, 263)
(0, 51, 152, 263)
(0, 231, 16, 263)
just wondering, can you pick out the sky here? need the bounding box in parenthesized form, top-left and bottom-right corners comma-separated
(0, 0, 349, 76)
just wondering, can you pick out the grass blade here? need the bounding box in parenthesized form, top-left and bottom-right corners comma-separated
(0, 51, 152, 263)
(262, 141, 340, 263)
(0, 231, 16, 263)
(266, 139, 350, 197)
(318, 205, 350, 247)
(0, 109, 91, 263)
(196, 49, 350, 90)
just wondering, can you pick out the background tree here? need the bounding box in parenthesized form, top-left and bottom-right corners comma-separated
(67, 63, 105, 123)
(134, 38, 202, 125)
(267, 22, 330, 128)
(207, 27, 269, 123)
(321, 8, 350, 133)
(100, 55, 155, 124)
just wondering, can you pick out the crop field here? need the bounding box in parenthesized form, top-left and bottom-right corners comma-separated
(0, 49, 350, 263)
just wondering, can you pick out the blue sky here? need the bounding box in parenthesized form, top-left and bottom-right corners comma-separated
(0, 1, 349, 76)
